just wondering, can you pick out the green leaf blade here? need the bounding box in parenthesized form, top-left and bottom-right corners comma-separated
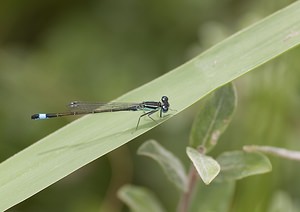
(118, 185, 166, 212)
(186, 147, 220, 185)
(189, 83, 237, 151)
(137, 140, 188, 192)
(216, 151, 272, 182)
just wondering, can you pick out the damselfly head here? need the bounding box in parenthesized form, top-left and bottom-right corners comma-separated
(161, 96, 169, 113)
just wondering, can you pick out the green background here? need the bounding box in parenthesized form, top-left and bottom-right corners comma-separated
(1, 0, 299, 211)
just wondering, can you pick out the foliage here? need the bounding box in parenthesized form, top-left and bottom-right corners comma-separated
(0, 0, 300, 211)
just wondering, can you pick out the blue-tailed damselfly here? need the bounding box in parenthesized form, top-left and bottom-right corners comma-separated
(31, 96, 170, 129)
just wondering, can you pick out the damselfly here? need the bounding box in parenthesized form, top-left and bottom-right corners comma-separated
(31, 96, 170, 129)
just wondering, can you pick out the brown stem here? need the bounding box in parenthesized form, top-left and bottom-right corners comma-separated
(177, 166, 198, 212)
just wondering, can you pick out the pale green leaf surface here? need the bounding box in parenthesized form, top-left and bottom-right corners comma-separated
(118, 185, 166, 212)
(189, 83, 237, 152)
(244, 145, 300, 161)
(137, 140, 188, 191)
(186, 147, 220, 184)
(216, 151, 272, 182)
(1, 2, 300, 210)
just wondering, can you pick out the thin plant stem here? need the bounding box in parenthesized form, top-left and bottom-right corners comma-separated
(178, 166, 198, 212)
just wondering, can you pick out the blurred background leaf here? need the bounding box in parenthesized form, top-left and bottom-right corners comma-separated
(1, 0, 300, 211)
(216, 151, 272, 182)
(267, 190, 300, 212)
(189, 181, 236, 212)
(138, 140, 188, 192)
(189, 83, 237, 152)
(118, 185, 166, 212)
(244, 145, 300, 161)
